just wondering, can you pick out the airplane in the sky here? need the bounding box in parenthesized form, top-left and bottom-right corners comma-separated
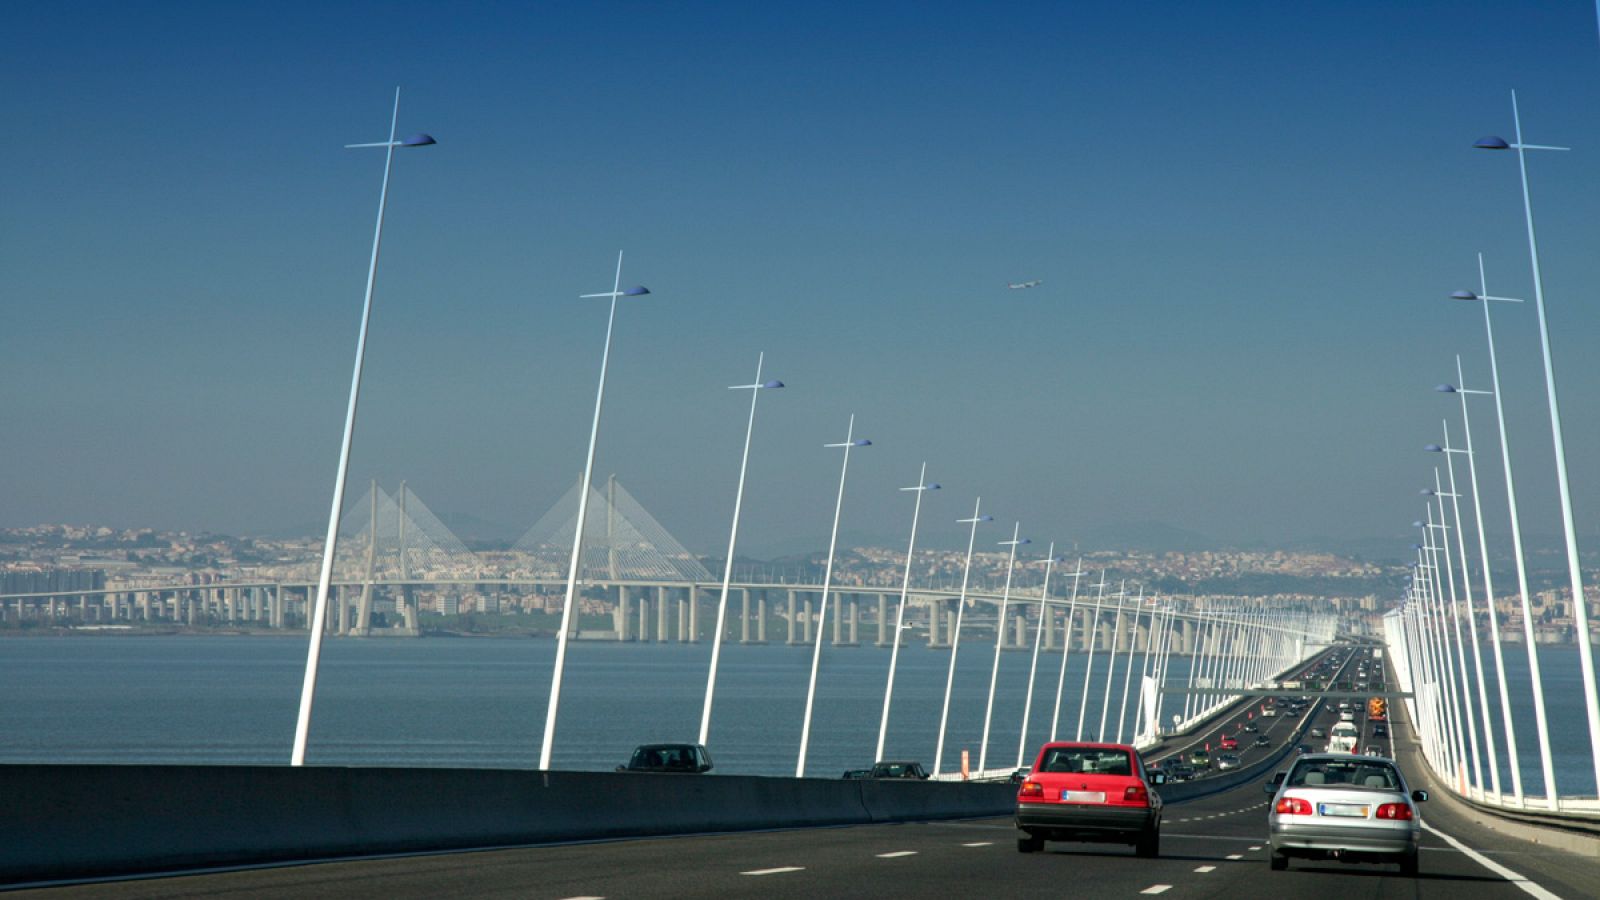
(1007, 279, 1042, 290)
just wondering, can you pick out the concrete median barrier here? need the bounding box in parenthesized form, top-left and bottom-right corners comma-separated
(0, 764, 1017, 885)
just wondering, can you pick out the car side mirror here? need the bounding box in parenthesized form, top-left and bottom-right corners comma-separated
(616, 765, 627, 772)
(1411, 789, 1428, 802)
(1150, 772, 1167, 785)
(1263, 781, 1278, 794)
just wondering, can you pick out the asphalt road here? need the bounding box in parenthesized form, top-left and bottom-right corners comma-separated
(21, 646, 1597, 898)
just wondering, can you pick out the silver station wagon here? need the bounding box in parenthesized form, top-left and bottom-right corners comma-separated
(1264, 753, 1427, 875)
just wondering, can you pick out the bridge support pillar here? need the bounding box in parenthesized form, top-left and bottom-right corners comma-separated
(927, 600, 941, 647)
(686, 584, 699, 642)
(847, 596, 859, 645)
(803, 596, 813, 643)
(740, 588, 751, 644)
(831, 595, 842, 645)
(877, 594, 889, 647)
(637, 591, 650, 642)
(616, 588, 631, 641)
(677, 590, 688, 642)
(787, 591, 799, 645)
(657, 586, 670, 641)
(756, 590, 767, 643)
(1015, 611, 1027, 649)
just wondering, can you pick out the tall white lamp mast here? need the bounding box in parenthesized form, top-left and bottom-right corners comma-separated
(292, 88, 434, 767)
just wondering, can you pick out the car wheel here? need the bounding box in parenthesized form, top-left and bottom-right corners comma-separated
(1269, 852, 1288, 871)
(1400, 851, 1419, 877)
(1017, 834, 1044, 853)
(1135, 828, 1160, 858)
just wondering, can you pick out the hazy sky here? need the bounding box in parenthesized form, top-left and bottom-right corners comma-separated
(5, 1, 1600, 559)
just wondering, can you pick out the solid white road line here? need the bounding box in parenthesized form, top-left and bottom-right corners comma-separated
(876, 851, 917, 858)
(1193, 865, 1217, 873)
(1140, 886, 1173, 895)
(1421, 823, 1562, 900)
(741, 867, 805, 876)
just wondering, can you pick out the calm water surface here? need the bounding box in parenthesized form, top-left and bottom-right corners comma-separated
(0, 635, 1192, 777)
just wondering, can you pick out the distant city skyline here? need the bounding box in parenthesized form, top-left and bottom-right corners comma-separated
(4, 2, 1600, 567)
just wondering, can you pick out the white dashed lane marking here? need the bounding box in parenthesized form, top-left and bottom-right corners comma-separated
(961, 842, 993, 847)
(876, 851, 917, 858)
(1225, 854, 1244, 860)
(1248, 845, 1262, 851)
(1141, 886, 1173, 895)
(741, 867, 804, 876)
(1193, 865, 1217, 873)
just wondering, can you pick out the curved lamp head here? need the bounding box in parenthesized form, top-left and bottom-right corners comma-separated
(761, 380, 785, 389)
(622, 286, 651, 296)
(1424, 444, 1443, 452)
(852, 439, 871, 447)
(925, 482, 941, 491)
(1473, 136, 1511, 150)
(1450, 290, 1479, 301)
(401, 133, 437, 147)
(1420, 489, 1436, 497)
(1435, 384, 1457, 393)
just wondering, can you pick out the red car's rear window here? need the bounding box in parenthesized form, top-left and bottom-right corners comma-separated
(1034, 746, 1133, 776)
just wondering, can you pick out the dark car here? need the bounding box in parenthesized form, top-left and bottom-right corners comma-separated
(870, 760, 930, 779)
(1373, 725, 1388, 738)
(1016, 742, 1165, 857)
(1168, 763, 1197, 782)
(843, 769, 872, 779)
(1254, 735, 1271, 748)
(1243, 724, 1259, 733)
(618, 743, 713, 773)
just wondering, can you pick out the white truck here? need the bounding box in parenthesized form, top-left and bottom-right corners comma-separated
(1324, 721, 1359, 754)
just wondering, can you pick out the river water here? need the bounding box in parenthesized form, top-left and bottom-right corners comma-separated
(1, 635, 1195, 777)
(2, 636, 1593, 794)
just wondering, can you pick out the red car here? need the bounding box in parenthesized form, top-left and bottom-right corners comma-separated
(1219, 736, 1240, 751)
(1015, 742, 1165, 857)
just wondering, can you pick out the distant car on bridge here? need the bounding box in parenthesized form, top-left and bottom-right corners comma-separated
(869, 760, 930, 779)
(617, 743, 714, 773)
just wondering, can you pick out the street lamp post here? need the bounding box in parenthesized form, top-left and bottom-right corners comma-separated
(292, 89, 434, 767)
(1450, 276, 1556, 806)
(933, 501, 993, 776)
(1427, 420, 1501, 800)
(1097, 582, 1128, 742)
(1475, 95, 1600, 800)
(1015, 545, 1057, 765)
(1048, 559, 1087, 741)
(539, 255, 651, 772)
(796, 416, 870, 778)
(875, 465, 939, 764)
(978, 526, 1029, 773)
(1075, 571, 1109, 741)
(698, 355, 784, 746)
(1115, 586, 1146, 744)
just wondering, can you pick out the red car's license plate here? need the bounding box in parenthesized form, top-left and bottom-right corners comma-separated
(1062, 790, 1106, 803)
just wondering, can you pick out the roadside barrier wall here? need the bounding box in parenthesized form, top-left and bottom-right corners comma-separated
(0, 764, 1017, 884)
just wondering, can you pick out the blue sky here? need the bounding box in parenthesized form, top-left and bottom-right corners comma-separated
(4, 1, 1600, 558)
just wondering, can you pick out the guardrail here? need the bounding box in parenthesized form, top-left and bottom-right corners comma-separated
(0, 764, 1017, 885)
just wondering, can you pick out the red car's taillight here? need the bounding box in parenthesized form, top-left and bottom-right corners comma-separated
(1375, 803, 1414, 820)
(1275, 797, 1313, 815)
(1123, 784, 1149, 804)
(1018, 780, 1043, 799)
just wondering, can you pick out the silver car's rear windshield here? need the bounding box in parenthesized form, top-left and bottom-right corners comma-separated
(1288, 759, 1400, 790)
(1038, 748, 1132, 775)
